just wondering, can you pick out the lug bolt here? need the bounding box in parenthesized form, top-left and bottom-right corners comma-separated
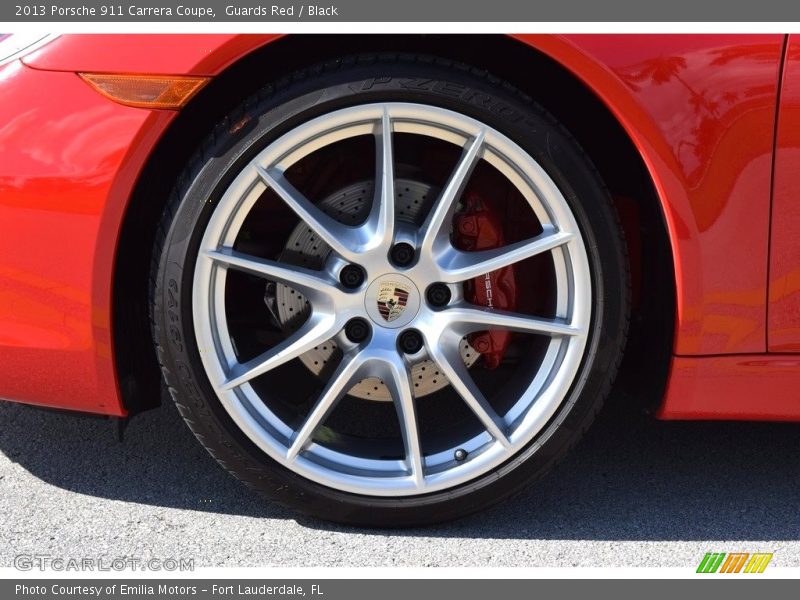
(340, 264, 365, 289)
(398, 329, 424, 355)
(454, 448, 468, 461)
(345, 318, 370, 343)
(390, 243, 415, 267)
(426, 283, 452, 307)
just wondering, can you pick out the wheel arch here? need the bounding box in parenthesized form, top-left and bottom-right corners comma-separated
(113, 34, 675, 414)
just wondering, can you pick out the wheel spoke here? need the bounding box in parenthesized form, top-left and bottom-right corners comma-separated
(255, 165, 362, 261)
(428, 340, 511, 449)
(286, 351, 366, 460)
(446, 305, 584, 337)
(418, 129, 486, 254)
(438, 228, 575, 283)
(204, 248, 338, 301)
(384, 359, 425, 487)
(363, 107, 396, 248)
(219, 314, 336, 391)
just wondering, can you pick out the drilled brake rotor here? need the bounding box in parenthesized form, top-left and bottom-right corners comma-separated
(268, 178, 478, 401)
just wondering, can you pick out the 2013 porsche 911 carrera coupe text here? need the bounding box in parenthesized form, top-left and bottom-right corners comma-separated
(2, 33, 799, 525)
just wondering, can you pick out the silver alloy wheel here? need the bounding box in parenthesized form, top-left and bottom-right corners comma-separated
(192, 102, 591, 496)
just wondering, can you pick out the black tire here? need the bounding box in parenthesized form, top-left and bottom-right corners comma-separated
(151, 54, 630, 527)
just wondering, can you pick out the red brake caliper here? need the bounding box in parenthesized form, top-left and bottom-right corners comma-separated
(453, 192, 518, 369)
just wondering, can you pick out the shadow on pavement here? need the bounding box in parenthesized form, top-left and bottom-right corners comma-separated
(1, 388, 799, 541)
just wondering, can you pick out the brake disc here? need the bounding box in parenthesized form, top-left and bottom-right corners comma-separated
(267, 178, 478, 401)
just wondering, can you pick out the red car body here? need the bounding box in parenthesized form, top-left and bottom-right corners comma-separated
(1, 33, 798, 420)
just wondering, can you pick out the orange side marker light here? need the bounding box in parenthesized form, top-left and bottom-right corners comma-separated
(78, 73, 209, 110)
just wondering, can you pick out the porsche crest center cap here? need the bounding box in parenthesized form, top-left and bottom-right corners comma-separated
(364, 274, 421, 329)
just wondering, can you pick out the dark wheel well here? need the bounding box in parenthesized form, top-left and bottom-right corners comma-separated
(114, 34, 674, 415)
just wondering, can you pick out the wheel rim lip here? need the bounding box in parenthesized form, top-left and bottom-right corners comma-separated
(192, 101, 592, 497)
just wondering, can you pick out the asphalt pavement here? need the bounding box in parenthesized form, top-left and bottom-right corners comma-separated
(1, 388, 799, 568)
